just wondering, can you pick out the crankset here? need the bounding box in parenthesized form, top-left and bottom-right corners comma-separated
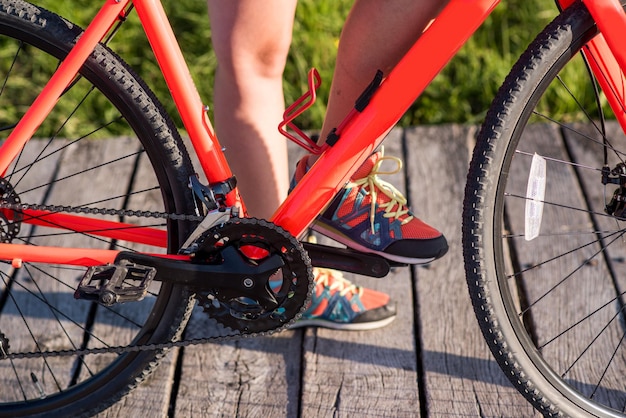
(77, 218, 313, 334)
(190, 217, 313, 333)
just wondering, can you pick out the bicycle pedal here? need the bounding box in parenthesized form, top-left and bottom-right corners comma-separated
(75, 261, 156, 306)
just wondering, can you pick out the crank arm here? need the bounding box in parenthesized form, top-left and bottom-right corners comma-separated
(302, 242, 404, 277)
(115, 248, 283, 307)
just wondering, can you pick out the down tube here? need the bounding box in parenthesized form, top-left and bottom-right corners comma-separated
(272, 0, 499, 238)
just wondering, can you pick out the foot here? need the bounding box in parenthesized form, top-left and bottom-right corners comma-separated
(290, 267, 396, 330)
(292, 150, 448, 264)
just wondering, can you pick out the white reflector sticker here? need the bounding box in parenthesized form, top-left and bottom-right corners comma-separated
(525, 153, 546, 241)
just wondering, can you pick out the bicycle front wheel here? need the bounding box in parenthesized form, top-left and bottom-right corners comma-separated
(464, 2, 626, 417)
(0, 1, 198, 416)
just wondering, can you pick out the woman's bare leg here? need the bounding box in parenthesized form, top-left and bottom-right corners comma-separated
(207, 0, 297, 219)
(318, 0, 449, 147)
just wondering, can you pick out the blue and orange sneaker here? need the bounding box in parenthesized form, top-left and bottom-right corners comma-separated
(292, 150, 448, 265)
(290, 267, 396, 330)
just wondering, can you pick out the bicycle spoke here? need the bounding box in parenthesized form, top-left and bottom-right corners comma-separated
(9, 117, 125, 189)
(463, 5, 626, 414)
(0, 4, 195, 413)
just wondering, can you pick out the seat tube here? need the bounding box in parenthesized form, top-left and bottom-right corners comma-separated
(134, 0, 241, 208)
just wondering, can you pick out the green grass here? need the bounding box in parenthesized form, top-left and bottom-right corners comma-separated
(11, 0, 583, 132)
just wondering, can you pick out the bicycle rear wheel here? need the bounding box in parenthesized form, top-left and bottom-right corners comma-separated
(464, 2, 626, 417)
(0, 1, 197, 416)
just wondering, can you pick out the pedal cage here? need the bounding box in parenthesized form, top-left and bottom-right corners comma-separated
(75, 261, 156, 306)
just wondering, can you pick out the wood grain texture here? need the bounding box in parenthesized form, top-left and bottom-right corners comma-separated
(3, 126, 552, 417)
(299, 129, 421, 418)
(404, 124, 538, 417)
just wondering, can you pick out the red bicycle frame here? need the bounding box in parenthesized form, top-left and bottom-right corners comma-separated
(1, 0, 626, 267)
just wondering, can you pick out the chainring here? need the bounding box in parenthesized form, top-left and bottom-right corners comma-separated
(191, 217, 313, 334)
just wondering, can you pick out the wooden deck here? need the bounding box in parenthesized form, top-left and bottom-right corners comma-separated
(89, 124, 541, 418)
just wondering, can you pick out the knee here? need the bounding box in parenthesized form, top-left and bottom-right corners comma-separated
(248, 41, 290, 79)
(214, 37, 290, 81)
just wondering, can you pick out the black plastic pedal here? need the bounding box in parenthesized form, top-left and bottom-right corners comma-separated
(75, 260, 156, 306)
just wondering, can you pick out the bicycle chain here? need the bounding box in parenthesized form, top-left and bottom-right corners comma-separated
(0, 202, 309, 360)
(0, 201, 205, 222)
(3, 327, 284, 360)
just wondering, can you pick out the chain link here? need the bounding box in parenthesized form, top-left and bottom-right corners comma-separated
(4, 326, 289, 360)
(0, 201, 205, 222)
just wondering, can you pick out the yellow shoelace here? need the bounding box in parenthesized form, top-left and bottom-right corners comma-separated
(313, 267, 363, 298)
(346, 153, 414, 232)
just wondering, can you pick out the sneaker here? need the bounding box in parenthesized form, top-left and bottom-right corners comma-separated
(290, 267, 396, 330)
(291, 149, 448, 264)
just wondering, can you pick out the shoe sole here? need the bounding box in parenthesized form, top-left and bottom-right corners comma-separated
(311, 223, 439, 265)
(289, 314, 396, 331)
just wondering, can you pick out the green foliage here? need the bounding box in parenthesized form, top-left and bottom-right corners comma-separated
(285, 0, 351, 130)
(404, 0, 558, 125)
(12, 0, 590, 132)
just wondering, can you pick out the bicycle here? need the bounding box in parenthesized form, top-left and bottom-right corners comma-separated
(0, 0, 625, 416)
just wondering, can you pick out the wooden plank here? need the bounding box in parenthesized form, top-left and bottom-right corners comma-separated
(562, 121, 626, 295)
(1, 125, 581, 416)
(556, 121, 626, 406)
(506, 124, 624, 403)
(299, 129, 422, 417)
(173, 137, 303, 417)
(1, 137, 143, 402)
(0, 135, 177, 414)
(175, 329, 302, 417)
(404, 124, 538, 416)
(492, 123, 624, 408)
(95, 139, 182, 417)
(0, 138, 68, 402)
